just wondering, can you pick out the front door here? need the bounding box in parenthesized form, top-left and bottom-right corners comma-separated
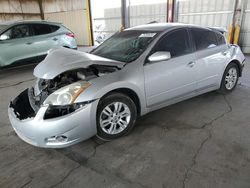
(0, 24, 37, 67)
(144, 29, 197, 107)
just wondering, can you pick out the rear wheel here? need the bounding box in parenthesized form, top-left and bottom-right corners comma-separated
(96, 93, 137, 140)
(218, 63, 239, 94)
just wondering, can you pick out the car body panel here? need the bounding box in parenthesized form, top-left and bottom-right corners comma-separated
(29, 32, 59, 57)
(8, 23, 246, 148)
(144, 52, 197, 107)
(195, 45, 229, 91)
(76, 63, 148, 115)
(229, 44, 246, 64)
(0, 35, 38, 67)
(0, 21, 77, 68)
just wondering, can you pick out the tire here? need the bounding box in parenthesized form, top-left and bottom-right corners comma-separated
(96, 92, 137, 141)
(218, 63, 239, 94)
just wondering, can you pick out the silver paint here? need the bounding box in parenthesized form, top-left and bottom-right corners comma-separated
(8, 23, 246, 148)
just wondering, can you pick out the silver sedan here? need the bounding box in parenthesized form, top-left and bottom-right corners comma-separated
(8, 23, 245, 148)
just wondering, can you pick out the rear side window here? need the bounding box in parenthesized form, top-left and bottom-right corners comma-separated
(191, 28, 218, 50)
(50, 25, 60, 32)
(32, 24, 52, 35)
(215, 32, 226, 45)
(153, 29, 191, 58)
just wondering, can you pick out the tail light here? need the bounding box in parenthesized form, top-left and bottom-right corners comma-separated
(66, 33, 75, 38)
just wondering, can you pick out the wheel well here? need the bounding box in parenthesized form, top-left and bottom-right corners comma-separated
(100, 88, 141, 116)
(229, 60, 242, 77)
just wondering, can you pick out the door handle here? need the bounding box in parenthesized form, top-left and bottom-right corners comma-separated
(53, 38, 58, 41)
(26, 42, 33, 45)
(187, 61, 195, 67)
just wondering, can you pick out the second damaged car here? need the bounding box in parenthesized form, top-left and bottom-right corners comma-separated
(9, 23, 245, 148)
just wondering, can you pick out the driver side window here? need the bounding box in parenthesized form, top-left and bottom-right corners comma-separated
(153, 29, 192, 58)
(1, 25, 31, 40)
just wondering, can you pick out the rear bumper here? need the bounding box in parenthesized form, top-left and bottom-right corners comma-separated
(242, 58, 246, 67)
(230, 45, 246, 77)
(8, 89, 98, 148)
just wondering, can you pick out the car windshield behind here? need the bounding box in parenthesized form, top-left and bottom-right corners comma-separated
(91, 30, 159, 63)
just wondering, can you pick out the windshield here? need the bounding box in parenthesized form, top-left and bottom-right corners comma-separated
(91, 30, 159, 63)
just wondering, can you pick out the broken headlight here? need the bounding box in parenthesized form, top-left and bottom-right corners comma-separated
(44, 102, 84, 119)
(43, 81, 91, 106)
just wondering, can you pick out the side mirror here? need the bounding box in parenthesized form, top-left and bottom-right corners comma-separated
(0, 34, 9, 41)
(148, 51, 171, 62)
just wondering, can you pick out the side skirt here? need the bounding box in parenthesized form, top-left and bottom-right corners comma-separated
(146, 85, 219, 114)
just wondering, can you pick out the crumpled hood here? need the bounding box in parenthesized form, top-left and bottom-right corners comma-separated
(34, 47, 125, 79)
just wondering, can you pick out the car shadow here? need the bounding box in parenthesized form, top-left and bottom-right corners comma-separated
(57, 90, 228, 165)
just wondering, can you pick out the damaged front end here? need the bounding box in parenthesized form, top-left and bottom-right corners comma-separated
(8, 48, 123, 147)
(11, 64, 119, 121)
(33, 65, 118, 105)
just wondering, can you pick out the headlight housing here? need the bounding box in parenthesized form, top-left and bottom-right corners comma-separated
(43, 81, 91, 106)
(44, 102, 85, 119)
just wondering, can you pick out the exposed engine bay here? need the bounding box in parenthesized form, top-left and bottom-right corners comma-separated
(10, 47, 125, 121)
(28, 65, 119, 113)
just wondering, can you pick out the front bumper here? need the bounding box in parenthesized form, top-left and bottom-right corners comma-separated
(8, 89, 98, 148)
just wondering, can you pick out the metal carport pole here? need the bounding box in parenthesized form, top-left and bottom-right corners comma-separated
(86, 0, 94, 46)
(121, 0, 130, 29)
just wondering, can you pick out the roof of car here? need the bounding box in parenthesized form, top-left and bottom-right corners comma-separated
(126, 22, 209, 32)
(0, 20, 61, 26)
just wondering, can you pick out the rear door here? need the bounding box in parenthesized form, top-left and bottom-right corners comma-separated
(0, 24, 37, 67)
(190, 28, 229, 91)
(30, 23, 60, 56)
(144, 29, 198, 107)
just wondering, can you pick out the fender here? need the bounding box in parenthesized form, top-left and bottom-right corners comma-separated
(76, 80, 147, 116)
(226, 44, 245, 76)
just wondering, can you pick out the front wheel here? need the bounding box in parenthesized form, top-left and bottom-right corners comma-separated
(218, 63, 239, 94)
(96, 93, 137, 141)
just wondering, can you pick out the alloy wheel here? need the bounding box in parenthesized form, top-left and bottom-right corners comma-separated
(99, 102, 131, 134)
(225, 67, 238, 90)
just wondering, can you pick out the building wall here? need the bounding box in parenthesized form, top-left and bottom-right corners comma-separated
(176, 0, 235, 29)
(0, 0, 41, 22)
(43, 0, 90, 46)
(45, 10, 89, 46)
(129, 2, 167, 27)
(240, 1, 250, 53)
